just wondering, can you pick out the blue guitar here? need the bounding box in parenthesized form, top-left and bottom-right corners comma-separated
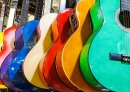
(3, 0, 50, 91)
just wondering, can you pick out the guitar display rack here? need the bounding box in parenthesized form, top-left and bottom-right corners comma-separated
(0, 0, 76, 91)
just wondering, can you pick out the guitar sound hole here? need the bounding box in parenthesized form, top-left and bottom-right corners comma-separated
(119, 10, 130, 28)
(34, 36, 38, 45)
(14, 42, 16, 47)
(0, 46, 3, 51)
(51, 31, 53, 42)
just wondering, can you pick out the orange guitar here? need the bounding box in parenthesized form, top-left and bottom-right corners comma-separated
(55, 0, 100, 91)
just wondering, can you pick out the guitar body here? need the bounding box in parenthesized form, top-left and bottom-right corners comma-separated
(0, 2, 8, 88)
(0, 26, 22, 91)
(55, 0, 100, 91)
(23, 13, 57, 89)
(8, 20, 49, 91)
(41, 9, 78, 92)
(80, 0, 130, 92)
(1, 26, 24, 89)
(0, 33, 8, 88)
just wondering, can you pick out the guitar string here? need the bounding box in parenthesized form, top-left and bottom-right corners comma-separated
(126, 0, 128, 56)
(123, 0, 126, 55)
(127, 0, 129, 57)
(127, 0, 129, 56)
(125, 0, 127, 56)
(128, 1, 130, 55)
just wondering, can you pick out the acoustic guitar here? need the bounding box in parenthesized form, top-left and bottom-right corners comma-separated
(23, 0, 56, 89)
(40, 10, 79, 92)
(6, 0, 18, 28)
(80, 0, 130, 91)
(0, 0, 27, 91)
(0, 26, 22, 91)
(39, 0, 80, 91)
(55, 0, 101, 91)
(0, 0, 21, 91)
(5, 0, 50, 91)
(0, 0, 8, 88)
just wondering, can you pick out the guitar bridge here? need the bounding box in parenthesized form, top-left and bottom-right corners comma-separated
(109, 53, 130, 62)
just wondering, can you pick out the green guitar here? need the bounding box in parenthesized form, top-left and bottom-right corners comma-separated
(80, 0, 130, 91)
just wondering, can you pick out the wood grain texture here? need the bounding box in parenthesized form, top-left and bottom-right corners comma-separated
(23, 13, 57, 89)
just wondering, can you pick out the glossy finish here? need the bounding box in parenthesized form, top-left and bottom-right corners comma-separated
(0, 26, 22, 91)
(23, 13, 57, 89)
(41, 9, 78, 92)
(80, 0, 104, 90)
(55, 0, 100, 91)
(80, 0, 130, 92)
(0, 33, 7, 88)
(8, 21, 49, 91)
(1, 26, 24, 91)
(0, 2, 8, 88)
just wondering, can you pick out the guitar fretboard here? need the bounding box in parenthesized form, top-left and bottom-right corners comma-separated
(43, 0, 52, 15)
(121, 0, 130, 11)
(6, 0, 18, 29)
(19, 0, 30, 26)
(76, 0, 81, 5)
(0, 3, 6, 32)
(59, 0, 67, 12)
(34, 0, 43, 20)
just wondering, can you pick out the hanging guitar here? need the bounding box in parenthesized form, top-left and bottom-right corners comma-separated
(39, 0, 81, 91)
(3, 0, 50, 91)
(80, 0, 130, 92)
(0, 0, 23, 91)
(23, 0, 57, 90)
(55, 0, 100, 91)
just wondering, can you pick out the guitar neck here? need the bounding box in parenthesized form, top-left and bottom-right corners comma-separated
(76, 0, 81, 5)
(121, 0, 130, 11)
(19, 0, 30, 26)
(0, 3, 6, 32)
(59, 0, 67, 12)
(43, 0, 52, 15)
(34, 0, 43, 20)
(6, 0, 18, 29)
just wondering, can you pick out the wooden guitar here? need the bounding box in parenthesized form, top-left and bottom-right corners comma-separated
(6, 0, 18, 28)
(0, 26, 22, 91)
(39, 1, 80, 91)
(55, 0, 101, 91)
(23, 0, 56, 89)
(0, 0, 22, 91)
(0, 0, 27, 91)
(4, 0, 50, 91)
(80, 0, 130, 92)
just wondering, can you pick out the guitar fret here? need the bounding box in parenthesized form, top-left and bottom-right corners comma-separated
(19, 0, 30, 26)
(121, 0, 130, 11)
(0, 3, 6, 32)
(34, 0, 43, 20)
(121, 6, 130, 11)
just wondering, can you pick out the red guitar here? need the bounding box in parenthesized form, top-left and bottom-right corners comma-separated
(39, 9, 81, 91)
